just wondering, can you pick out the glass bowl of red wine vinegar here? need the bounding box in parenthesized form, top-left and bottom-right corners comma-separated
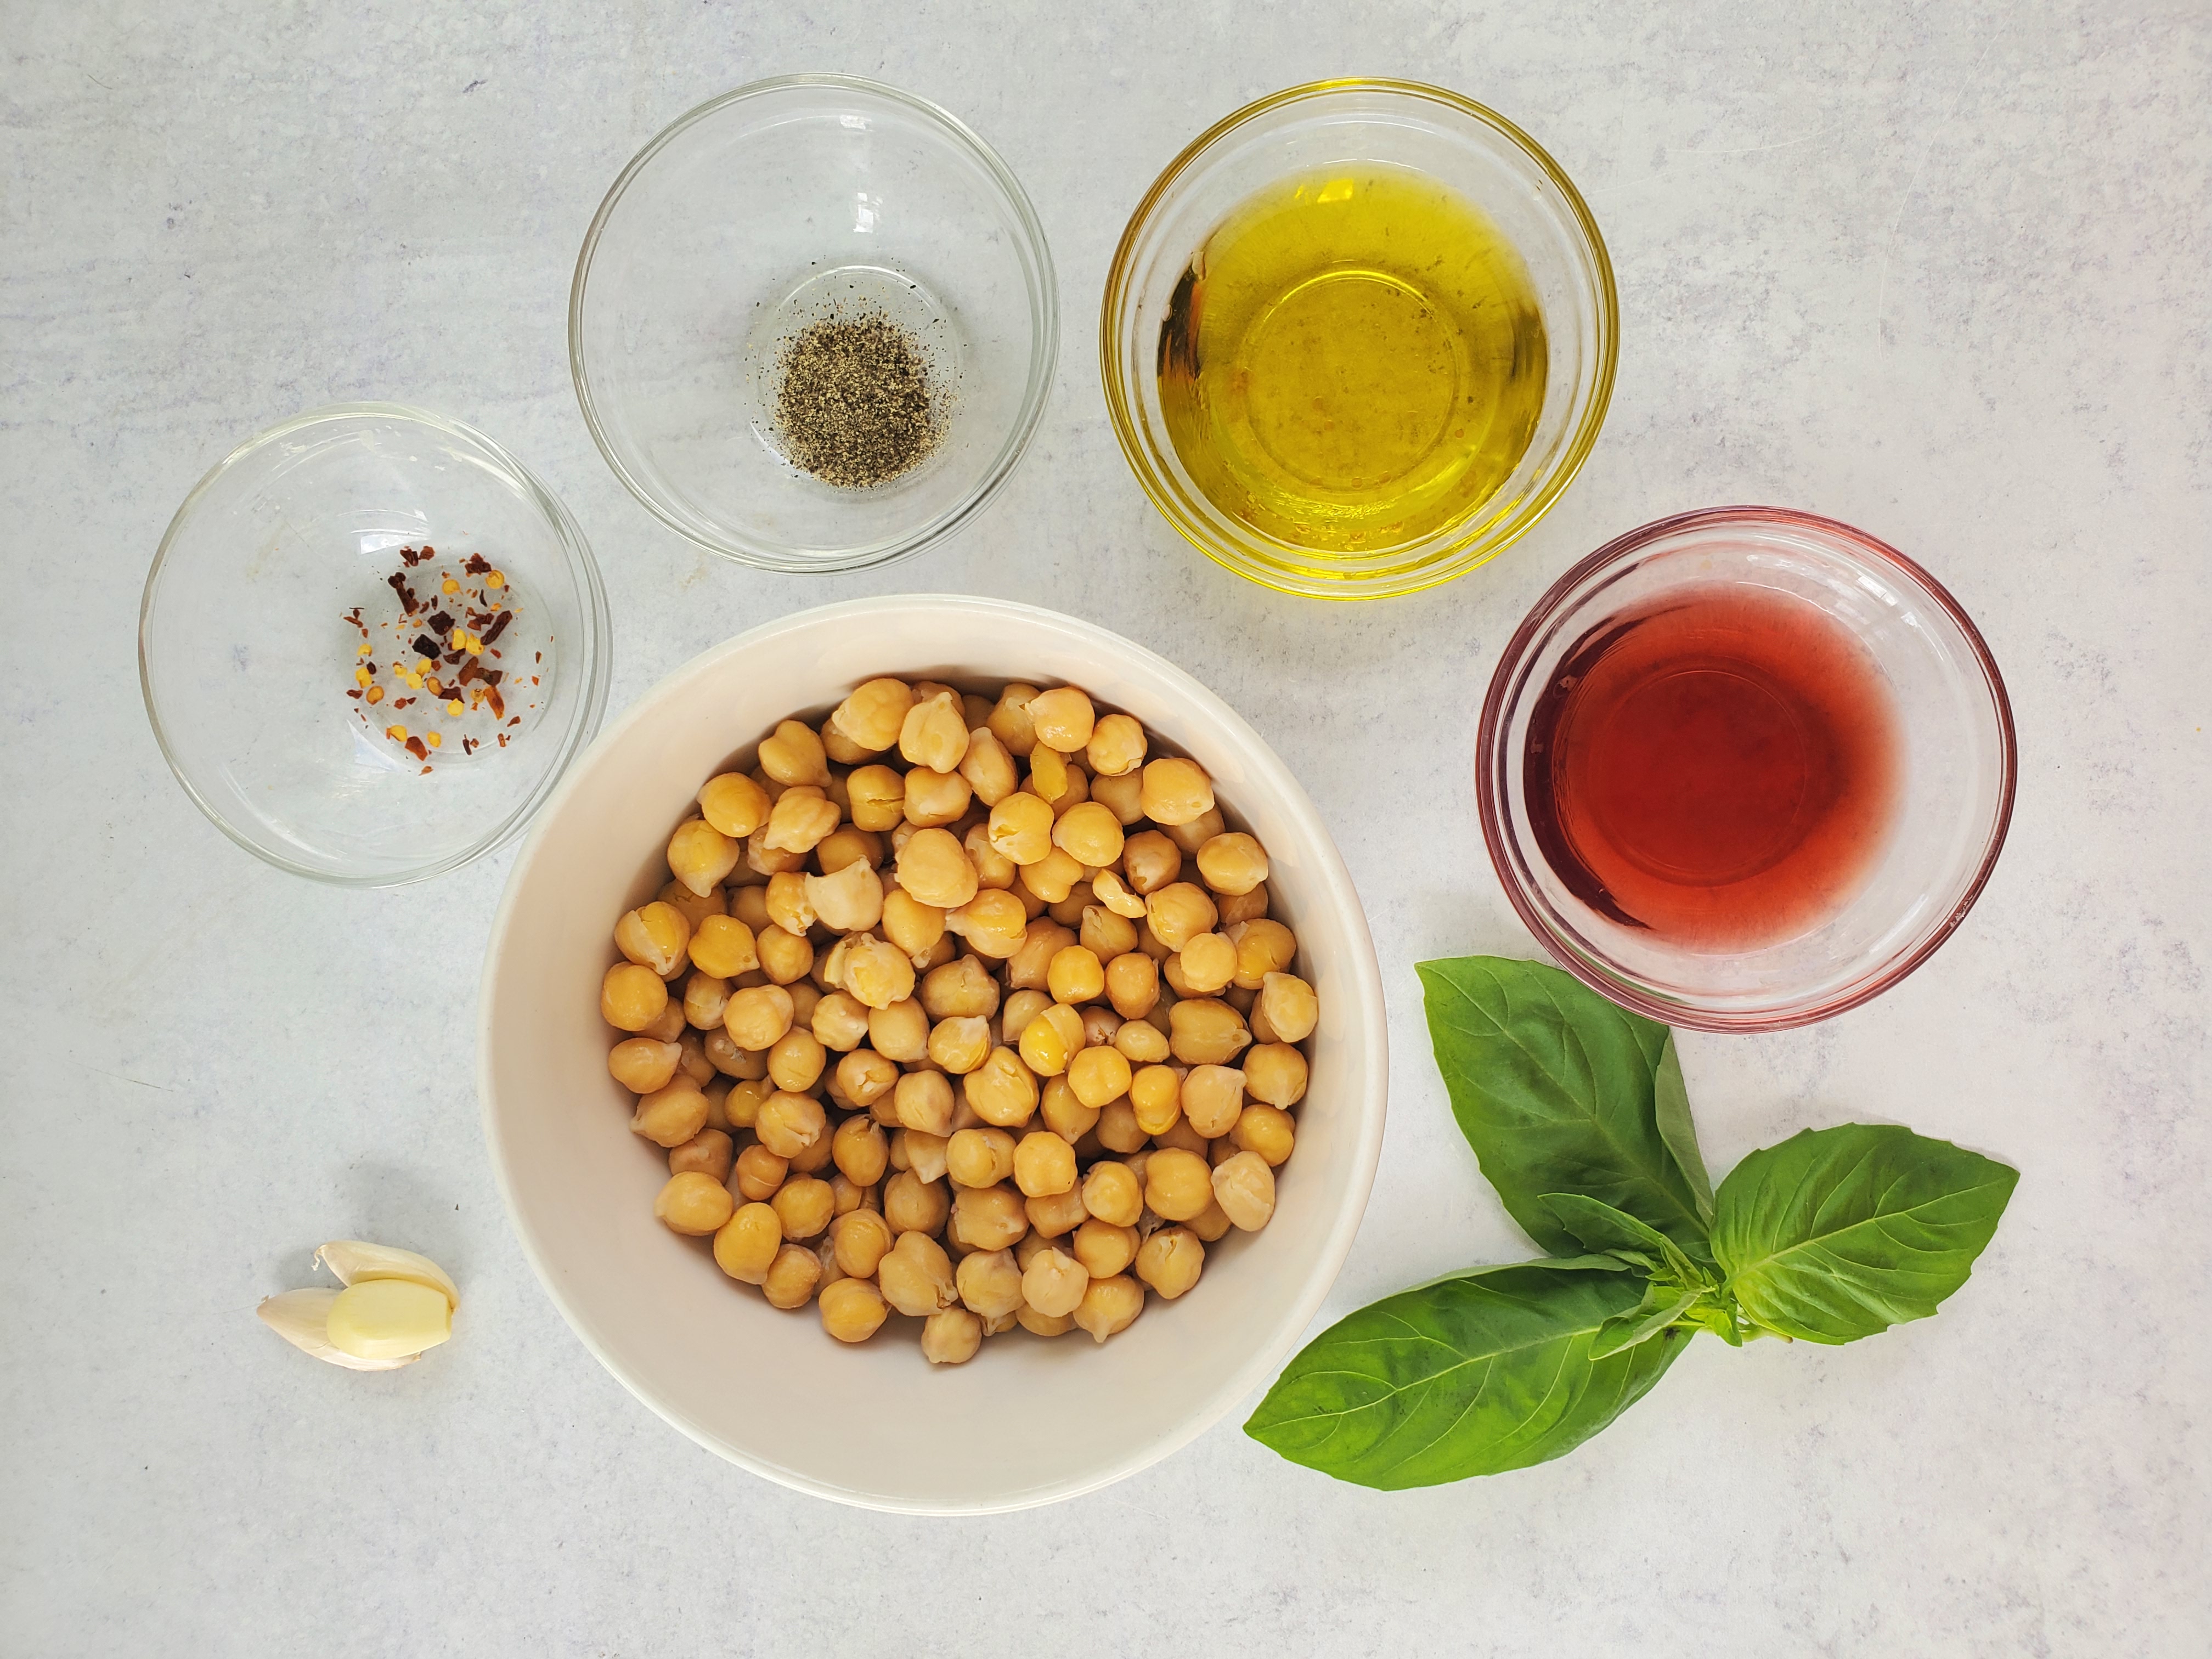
(1478, 506, 2016, 1030)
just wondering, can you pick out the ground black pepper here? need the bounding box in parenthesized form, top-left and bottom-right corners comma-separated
(771, 308, 943, 488)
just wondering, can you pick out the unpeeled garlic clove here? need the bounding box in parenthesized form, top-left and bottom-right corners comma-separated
(325, 1278, 453, 1361)
(314, 1240, 460, 1310)
(256, 1288, 418, 1372)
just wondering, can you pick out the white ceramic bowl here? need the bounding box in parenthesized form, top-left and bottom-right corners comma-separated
(478, 595, 1387, 1513)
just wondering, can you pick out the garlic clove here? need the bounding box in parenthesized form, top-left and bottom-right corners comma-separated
(256, 1288, 419, 1372)
(325, 1278, 453, 1362)
(314, 1240, 460, 1310)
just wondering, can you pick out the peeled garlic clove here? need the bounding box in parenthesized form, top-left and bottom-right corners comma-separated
(326, 1278, 453, 1361)
(256, 1288, 418, 1372)
(314, 1240, 460, 1309)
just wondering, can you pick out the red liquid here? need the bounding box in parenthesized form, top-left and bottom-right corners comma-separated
(1523, 584, 1901, 949)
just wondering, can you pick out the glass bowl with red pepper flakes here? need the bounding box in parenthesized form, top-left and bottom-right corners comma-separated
(140, 403, 611, 885)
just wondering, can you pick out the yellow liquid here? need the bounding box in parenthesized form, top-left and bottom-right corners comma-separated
(1158, 165, 1548, 553)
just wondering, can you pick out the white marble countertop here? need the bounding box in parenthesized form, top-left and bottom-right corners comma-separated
(4, 2, 2208, 1653)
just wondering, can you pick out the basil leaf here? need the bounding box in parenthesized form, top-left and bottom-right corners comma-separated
(1417, 957, 1711, 1256)
(1713, 1124, 2019, 1345)
(1541, 1193, 1716, 1282)
(1653, 1035, 1714, 1224)
(1244, 1260, 1686, 1489)
(1589, 1286, 1704, 1360)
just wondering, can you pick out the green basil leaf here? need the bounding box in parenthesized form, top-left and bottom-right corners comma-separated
(1417, 957, 1710, 1256)
(1713, 1124, 2019, 1344)
(1653, 1035, 1715, 1224)
(1244, 1260, 1687, 1489)
(1541, 1192, 1716, 1283)
(1589, 1286, 1704, 1360)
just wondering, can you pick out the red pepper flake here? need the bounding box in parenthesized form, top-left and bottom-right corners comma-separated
(496, 732, 509, 747)
(463, 552, 490, 574)
(484, 685, 506, 719)
(427, 610, 454, 634)
(480, 610, 514, 647)
(405, 736, 428, 760)
(507, 715, 521, 727)
(346, 688, 363, 699)
(387, 571, 421, 613)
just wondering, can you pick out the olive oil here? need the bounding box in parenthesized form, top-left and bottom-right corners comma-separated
(1158, 165, 1547, 552)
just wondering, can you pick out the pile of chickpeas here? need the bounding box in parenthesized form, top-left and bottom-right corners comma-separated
(596, 677, 1316, 1365)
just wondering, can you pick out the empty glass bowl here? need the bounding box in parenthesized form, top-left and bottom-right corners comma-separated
(139, 404, 611, 886)
(1478, 507, 2016, 1030)
(571, 76, 1058, 572)
(1102, 80, 1616, 600)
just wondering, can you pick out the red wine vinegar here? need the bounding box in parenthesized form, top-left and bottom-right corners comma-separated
(1523, 584, 1902, 950)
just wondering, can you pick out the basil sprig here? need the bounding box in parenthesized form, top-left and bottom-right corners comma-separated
(1245, 957, 2017, 1489)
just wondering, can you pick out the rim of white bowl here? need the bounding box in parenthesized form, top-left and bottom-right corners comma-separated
(139, 400, 613, 888)
(569, 76, 1061, 573)
(477, 594, 1389, 1512)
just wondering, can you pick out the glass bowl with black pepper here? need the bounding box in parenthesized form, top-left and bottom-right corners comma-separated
(569, 76, 1059, 573)
(139, 404, 612, 885)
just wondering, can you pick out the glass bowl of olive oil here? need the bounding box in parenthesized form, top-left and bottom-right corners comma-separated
(1102, 81, 1616, 600)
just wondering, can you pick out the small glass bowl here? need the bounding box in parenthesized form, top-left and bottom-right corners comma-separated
(1101, 80, 1616, 601)
(1477, 507, 2017, 1031)
(571, 76, 1058, 573)
(139, 404, 611, 887)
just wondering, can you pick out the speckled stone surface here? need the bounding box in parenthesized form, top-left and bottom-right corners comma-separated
(3, 3, 2208, 1654)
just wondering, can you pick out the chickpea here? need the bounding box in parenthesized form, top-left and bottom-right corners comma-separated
(898, 691, 970, 774)
(677, 1031, 720, 1089)
(1169, 997, 1251, 1065)
(1036, 1075, 1098, 1145)
(667, 818, 741, 897)
(614, 901, 692, 977)
(894, 1070, 956, 1137)
(601, 962, 670, 1033)
(1017, 846, 1086, 906)
(1208, 914, 1285, 986)
(639, 996, 689, 1045)
(690, 772, 766, 842)
(758, 787, 836, 857)
(944, 728, 1013, 808)
(1001, 988, 1052, 1045)
(921, 955, 1000, 1020)
(771, 1173, 836, 1242)
(1025, 742, 1071, 808)
(1034, 944, 1101, 1007)
(880, 892, 947, 968)
(879, 1229, 958, 1316)
(1082, 1003, 1122, 1046)
(681, 914, 754, 980)
(898, 766, 968, 829)
(1017, 685, 1090, 753)
(1073, 1275, 1144, 1344)
(1257, 972, 1318, 1044)
(725, 885, 769, 932)
(1018, 1003, 1086, 1077)
(657, 878, 726, 934)
(789, 1124, 837, 1175)
(727, 1147, 785, 1210)
(843, 764, 905, 833)
(1096, 1097, 1149, 1155)
(1182, 1195, 1231, 1243)
(946, 1126, 1018, 1189)
(757, 719, 831, 789)
(754, 1091, 826, 1159)
(1010, 1247, 1084, 1320)
(1080, 904, 1139, 963)
(1232, 1103, 1296, 1166)
(951, 1183, 1029, 1251)
(941, 888, 1023, 958)
(836, 1049, 899, 1111)
(724, 983, 795, 1050)
(760, 1243, 823, 1310)
(963, 822, 1018, 890)
(1023, 1184, 1088, 1239)
(919, 1307, 983, 1364)
(1088, 770, 1144, 829)
(1121, 833, 1181, 898)
(1007, 921, 1078, 991)
(1214, 882, 1267, 927)
(1145, 882, 1219, 952)
(830, 1207, 894, 1278)
(1076, 710, 1142, 778)
(831, 1115, 889, 1187)
(743, 831, 805, 879)
(927, 1015, 992, 1075)
(882, 1169, 951, 1237)
(756, 926, 814, 986)
(1135, 1227, 1205, 1300)
(963, 1047, 1039, 1128)
(795, 862, 878, 936)
(1207, 1149, 1276, 1232)
(712, 1203, 782, 1283)
(1188, 830, 1266, 897)
(1009, 1130, 1076, 1198)
(830, 1171, 876, 1215)
(1238, 1040, 1305, 1106)
(1180, 1064, 1246, 1137)
(1153, 1116, 1209, 1157)
(953, 1246, 1025, 1319)
(724, 1078, 772, 1131)
(1104, 951, 1161, 1021)
(1018, 1305, 1075, 1338)
(1144, 1147, 1214, 1222)
(705, 1030, 764, 1079)
(1053, 1048, 1122, 1117)
(819, 1277, 889, 1343)
(675, 970, 725, 1031)
(1164, 806, 1227, 855)
(981, 682, 1037, 756)
(631, 1081, 709, 1148)
(836, 933, 913, 1010)
(799, 991, 863, 1055)
(987, 792, 1056, 866)
(1113, 1017, 1170, 1064)
(828, 677, 913, 752)
(670, 1127, 736, 1184)
(652, 1170, 734, 1237)
(1130, 1062, 1184, 1135)
(1068, 1216, 1136, 1278)
(608, 1037, 682, 1094)
(1052, 801, 1125, 870)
